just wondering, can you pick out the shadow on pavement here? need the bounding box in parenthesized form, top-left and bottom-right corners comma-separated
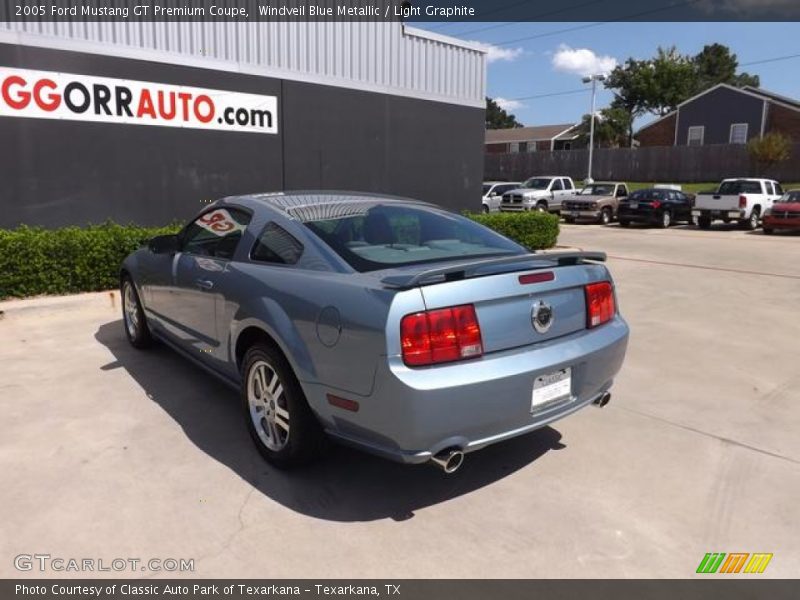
(95, 320, 564, 522)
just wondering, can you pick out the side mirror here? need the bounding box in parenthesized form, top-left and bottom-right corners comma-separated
(489, 191, 497, 197)
(149, 234, 179, 254)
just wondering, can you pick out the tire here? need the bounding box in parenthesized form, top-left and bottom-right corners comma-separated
(763, 227, 774, 235)
(619, 219, 631, 228)
(241, 343, 325, 468)
(659, 210, 672, 229)
(482, 204, 490, 214)
(564, 217, 576, 224)
(742, 207, 760, 230)
(698, 216, 712, 230)
(536, 201, 548, 213)
(600, 208, 612, 225)
(121, 276, 153, 349)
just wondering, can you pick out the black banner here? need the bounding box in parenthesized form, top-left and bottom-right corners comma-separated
(5, 580, 800, 600)
(3, 0, 800, 23)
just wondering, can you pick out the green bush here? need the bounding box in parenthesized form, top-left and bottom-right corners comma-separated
(0, 222, 180, 299)
(467, 211, 560, 251)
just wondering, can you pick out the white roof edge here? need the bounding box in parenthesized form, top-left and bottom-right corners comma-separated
(677, 82, 800, 113)
(0, 29, 485, 109)
(402, 25, 487, 54)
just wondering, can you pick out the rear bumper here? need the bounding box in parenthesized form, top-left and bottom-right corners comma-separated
(692, 208, 744, 219)
(316, 316, 630, 464)
(618, 209, 660, 223)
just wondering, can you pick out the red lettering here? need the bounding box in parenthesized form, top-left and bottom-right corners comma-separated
(178, 92, 192, 120)
(136, 89, 157, 119)
(33, 78, 61, 111)
(157, 90, 176, 120)
(2, 75, 31, 110)
(193, 94, 214, 123)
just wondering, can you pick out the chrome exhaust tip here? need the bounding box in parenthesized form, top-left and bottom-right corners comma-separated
(593, 392, 611, 408)
(430, 448, 465, 474)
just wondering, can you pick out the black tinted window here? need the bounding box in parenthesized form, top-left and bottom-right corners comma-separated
(718, 181, 763, 195)
(251, 223, 304, 265)
(181, 208, 251, 259)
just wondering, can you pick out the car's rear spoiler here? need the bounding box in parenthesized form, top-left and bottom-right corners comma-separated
(380, 251, 607, 289)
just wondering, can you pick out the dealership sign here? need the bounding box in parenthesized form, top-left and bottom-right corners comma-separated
(0, 67, 278, 134)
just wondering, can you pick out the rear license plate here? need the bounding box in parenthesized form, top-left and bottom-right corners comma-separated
(629, 202, 638, 209)
(531, 368, 572, 412)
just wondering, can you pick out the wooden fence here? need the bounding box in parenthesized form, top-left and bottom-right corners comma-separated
(484, 144, 800, 183)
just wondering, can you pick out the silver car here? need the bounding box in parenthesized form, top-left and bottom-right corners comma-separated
(121, 192, 629, 472)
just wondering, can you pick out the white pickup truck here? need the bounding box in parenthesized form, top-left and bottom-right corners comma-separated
(692, 178, 784, 230)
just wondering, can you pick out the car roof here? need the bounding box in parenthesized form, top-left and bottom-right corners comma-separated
(217, 190, 438, 221)
(484, 181, 519, 185)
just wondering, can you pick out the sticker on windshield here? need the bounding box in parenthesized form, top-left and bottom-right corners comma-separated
(197, 209, 246, 237)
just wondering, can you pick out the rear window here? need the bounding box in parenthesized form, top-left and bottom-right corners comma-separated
(628, 190, 665, 201)
(718, 180, 763, 195)
(301, 204, 525, 272)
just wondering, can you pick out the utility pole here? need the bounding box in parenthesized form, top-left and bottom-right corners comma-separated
(582, 74, 606, 184)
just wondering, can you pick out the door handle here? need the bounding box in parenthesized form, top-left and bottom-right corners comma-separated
(195, 279, 214, 290)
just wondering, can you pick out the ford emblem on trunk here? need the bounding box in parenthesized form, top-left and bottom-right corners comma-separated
(531, 300, 554, 334)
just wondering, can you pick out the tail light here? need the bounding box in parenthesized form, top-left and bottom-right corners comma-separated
(401, 304, 483, 366)
(585, 282, 615, 328)
(739, 195, 747, 208)
(650, 200, 662, 209)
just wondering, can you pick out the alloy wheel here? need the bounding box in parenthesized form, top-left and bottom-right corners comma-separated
(248, 360, 290, 451)
(123, 282, 139, 339)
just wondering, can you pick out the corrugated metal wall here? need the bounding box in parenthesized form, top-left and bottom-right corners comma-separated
(0, 18, 485, 107)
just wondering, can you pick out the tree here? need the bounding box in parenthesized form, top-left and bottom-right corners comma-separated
(693, 43, 759, 93)
(604, 58, 654, 144)
(485, 97, 522, 129)
(575, 106, 632, 148)
(748, 132, 792, 174)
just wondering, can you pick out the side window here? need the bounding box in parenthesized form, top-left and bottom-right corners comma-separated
(774, 182, 784, 195)
(251, 223, 304, 265)
(562, 178, 574, 190)
(181, 208, 251, 259)
(764, 181, 774, 195)
(551, 179, 564, 191)
(617, 185, 628, 197)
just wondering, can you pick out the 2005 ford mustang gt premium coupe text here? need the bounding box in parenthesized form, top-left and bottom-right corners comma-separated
(120, 192, 629, 472)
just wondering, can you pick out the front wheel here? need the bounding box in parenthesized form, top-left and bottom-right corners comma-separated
(121, 276, 153, 349)
(600, 208, 612, 225)
(564, 216, 576, 224)
(659, 210, 672, 229)
(482, 204, 490, 214)
(241, 343, 325, 468)
(536, 201, 548, 213)
(698, 216, 712, 230)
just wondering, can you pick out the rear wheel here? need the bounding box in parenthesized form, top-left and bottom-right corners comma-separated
(619, 219, 631, 228)
(698, 216, 712, 230)
(600, 207, 612, 225)
(564, 216, 576, 224)
(742, 207, 760, 230)
(241, 343, 325, 468)
(659, 210, 672, 229)
(121, 276, 153, 349)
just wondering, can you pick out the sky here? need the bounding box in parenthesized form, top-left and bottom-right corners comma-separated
(417, 21, 800, 130)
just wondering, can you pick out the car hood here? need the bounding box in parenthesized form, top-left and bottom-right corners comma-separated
(772, 202, 800, 211)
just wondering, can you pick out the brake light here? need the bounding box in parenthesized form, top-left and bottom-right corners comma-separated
(739, 194, 747, 208)
(400, 304, 483, 366)
(650, 200, 662, 209)
(585, 282, 615, 328)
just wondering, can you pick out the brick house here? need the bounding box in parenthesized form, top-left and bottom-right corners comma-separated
(636, 83, 800, 147)
(485, 123, 581, 154)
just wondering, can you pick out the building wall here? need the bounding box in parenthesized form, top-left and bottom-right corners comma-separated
(0, 42, 484, 228)
(486, 143, 509, 154)
(637, 113, 677, 147)
(766, 102, 800, 141)
(676, 86, 763, 146)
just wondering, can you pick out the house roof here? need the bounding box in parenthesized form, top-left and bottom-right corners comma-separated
(635, 83, 800, 136)
(486, 123, 578, 144)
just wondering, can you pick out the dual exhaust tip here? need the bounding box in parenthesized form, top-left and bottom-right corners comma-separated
(430, 392, 611, 473)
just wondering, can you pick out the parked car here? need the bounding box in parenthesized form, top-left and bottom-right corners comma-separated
(692, 178, 783, 230)
(561, 182, 629, 225)
(121, 192, 629, 472)
(617, 188, 695, 228)
(763, 189, 800, 234)
(501, 176, 576, 213)
(482, 181, 520, 213)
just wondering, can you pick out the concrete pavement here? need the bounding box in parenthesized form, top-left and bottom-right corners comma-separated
(1, 223, 798, 578)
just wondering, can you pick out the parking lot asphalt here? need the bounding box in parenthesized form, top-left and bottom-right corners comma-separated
(1, 223, 798, 578)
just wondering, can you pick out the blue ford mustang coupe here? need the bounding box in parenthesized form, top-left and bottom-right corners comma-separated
(120, 192, 629, 472)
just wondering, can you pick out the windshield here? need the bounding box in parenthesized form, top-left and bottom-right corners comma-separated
(521, 178, 551, 190)
(482, 184, 492, 195)
(778, 191, 800, 203)
(580, 184, 614, 196)
(302, 203, 525, 272)
(718, 180, 763, 195)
